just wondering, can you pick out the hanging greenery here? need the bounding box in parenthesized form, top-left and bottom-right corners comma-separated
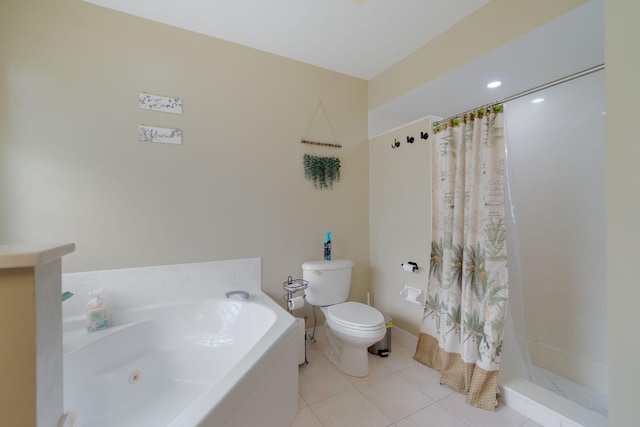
(303, 154, 341, 189)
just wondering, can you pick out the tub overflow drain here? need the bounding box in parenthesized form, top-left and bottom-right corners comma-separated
(128, 370, 141, 384)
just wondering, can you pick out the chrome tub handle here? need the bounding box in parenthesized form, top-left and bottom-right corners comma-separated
(225, 290, 250, 299)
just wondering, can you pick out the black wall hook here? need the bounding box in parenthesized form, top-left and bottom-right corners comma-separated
(391, 138, 400, 149)
(407, 136, 415, 144)
(421, 131, 429, 140)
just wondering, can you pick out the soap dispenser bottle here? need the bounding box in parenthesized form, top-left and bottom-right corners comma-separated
(324, 232, 332, 261)
(87, 288, 110, 333)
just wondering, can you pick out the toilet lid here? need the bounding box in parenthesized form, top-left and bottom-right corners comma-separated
(326, 302, 384, 331)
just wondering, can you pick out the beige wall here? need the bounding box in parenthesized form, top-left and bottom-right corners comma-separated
(605, 1, 639, 425)
(368, 0, 587, 111)
(0, 0, 370, 313)
(369, 118, 431, 334)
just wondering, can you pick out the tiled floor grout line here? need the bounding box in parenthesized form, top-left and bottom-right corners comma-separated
(347, 370, 435, 427)
(341, 352, 414, 426)
(301, 341, 483, 427)
(298, 334, 608, 425)
(347, 373, 394, 425)
(304, 374, 473, 427)
(430, 401, 472, 427)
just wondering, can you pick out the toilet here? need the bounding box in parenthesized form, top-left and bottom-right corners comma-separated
(302, 259, 386, 377)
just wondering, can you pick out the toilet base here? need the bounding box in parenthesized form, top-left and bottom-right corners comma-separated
(324, 341, 370, 377)
(323, 326, 380, 377)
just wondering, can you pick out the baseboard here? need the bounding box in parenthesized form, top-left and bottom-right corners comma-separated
(391, 325, 418, 350)
(306, 325, 419, 351)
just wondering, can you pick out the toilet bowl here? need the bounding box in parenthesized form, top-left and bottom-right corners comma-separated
(320, 302, 386, 377)
(302, 259, 386, 377)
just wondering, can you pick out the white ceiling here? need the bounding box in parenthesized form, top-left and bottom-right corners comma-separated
(83, 0, 489, 80)
(370, 0, 603, 136)
(84, 0, 603, 137)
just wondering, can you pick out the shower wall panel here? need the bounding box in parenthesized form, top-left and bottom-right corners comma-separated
(505, 71, 606, 392)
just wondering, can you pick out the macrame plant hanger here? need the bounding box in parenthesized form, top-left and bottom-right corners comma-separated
(301, 101, 342, 189)
(301, 101, 342, 148)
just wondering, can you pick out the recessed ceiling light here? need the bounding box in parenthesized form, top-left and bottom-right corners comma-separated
(487, 81, 502, 89)
(532, 98, 544, 103)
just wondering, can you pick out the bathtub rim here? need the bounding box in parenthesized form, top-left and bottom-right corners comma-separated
(62, 295, 279, 357)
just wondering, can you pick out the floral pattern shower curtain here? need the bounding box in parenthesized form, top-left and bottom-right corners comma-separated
(414, 107, 508, 411)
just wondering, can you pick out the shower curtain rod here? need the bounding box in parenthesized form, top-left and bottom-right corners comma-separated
(432, 63, 605, 127)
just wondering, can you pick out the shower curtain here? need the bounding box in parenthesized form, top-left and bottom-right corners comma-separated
(415, 107, 508, 411)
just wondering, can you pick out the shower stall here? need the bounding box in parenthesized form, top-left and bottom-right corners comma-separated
(502, 68, 607, 417)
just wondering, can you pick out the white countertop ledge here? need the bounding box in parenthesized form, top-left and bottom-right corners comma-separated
(0, 243, 75, 269)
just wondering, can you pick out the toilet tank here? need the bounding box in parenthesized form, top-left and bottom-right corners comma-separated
(302, 259, 353, 307)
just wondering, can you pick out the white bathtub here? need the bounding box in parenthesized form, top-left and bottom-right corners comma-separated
(63, 292, 298, 427)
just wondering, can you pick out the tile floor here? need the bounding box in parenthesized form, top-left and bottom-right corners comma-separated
(292, 328, 541, 427)
(531, 366, 608, 418)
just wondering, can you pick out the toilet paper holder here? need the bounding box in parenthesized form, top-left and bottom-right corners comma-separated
(283, 276, 308, 314)
(401, 261, 419, 272)
(400, 285, 423, 305)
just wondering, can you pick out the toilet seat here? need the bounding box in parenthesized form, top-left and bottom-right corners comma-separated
(326, 302, 384, 331)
